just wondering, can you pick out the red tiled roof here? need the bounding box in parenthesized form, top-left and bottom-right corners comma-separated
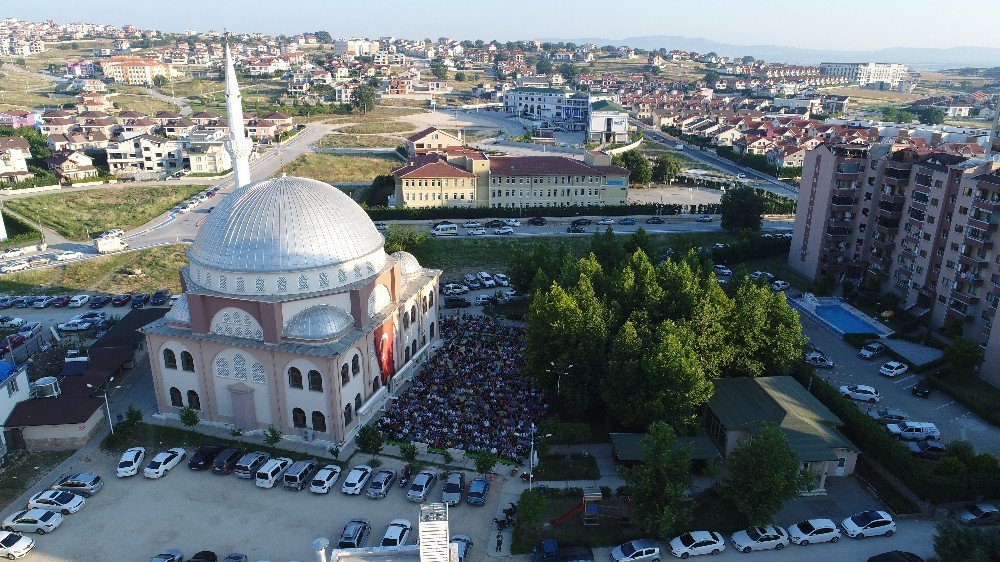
(488, 156, 611, 176)
(394, 155, 475, 179)
(406, 127, 440, 142)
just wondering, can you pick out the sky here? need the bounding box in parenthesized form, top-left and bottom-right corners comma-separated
(11, 0, 1000, 51)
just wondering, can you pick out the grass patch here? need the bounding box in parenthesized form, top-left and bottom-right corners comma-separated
(110, 93, 178, 115)
(282, 153, 400, 183)
(0, 449, 75, 509)
(688, 487, 752, 533)
(6, 184, 205, 241)
(316, 133, 405, 149)
(511, 493, 645, 554)
(93, 243, 190, 294)
(322, 106, 424, 124)
(338, 121, 415, 135)
(533, 453, 601, 481)
(0, 70, 55, 111)
(641, 142, 711, 171)
(1, 211, 42, 245)
(853, 461, 921, 515)
(923, 371, 1000, 427)
(822, 86, 923, 104)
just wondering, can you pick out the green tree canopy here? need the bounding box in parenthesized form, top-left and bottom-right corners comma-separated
(430, 62, 448, 80)
(720, 186, 765, 232)
(943, 337, 985, 381)
(613, 150, 653, 184)
(622, 422, 693, 538)
(933, 519, 1000, 562)
(355, 425, 384, 455)
(351, 84, 377, 113)
(651, 155, 682, 183)
(536, 58, 553, 75)
(919, 106, 946, 125)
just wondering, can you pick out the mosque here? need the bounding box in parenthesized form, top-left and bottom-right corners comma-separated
(141, 41, 441, 445)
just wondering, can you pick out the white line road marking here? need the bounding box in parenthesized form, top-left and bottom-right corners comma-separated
(894, 375, 916, 384)
(935, 400, 956, 410)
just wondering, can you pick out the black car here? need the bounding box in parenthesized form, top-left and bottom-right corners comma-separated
(571, 218, 591, 226)
(221, 555, 248, 562)
(867, 552, 923, 562)
(444, 296, 471, 309)
(907, 440, 946, 460)
(645, 216, 665, 224)
(150, 289, 170, 305)
(911, 379, 934, 398)
(432, 220, 454, 228)
(188, 445, 226, 470)
(619, 217, 636, 225)
(485, 219, 505, 228)
(527, 216, 547, 226)
(211, 447, 248, 474)
(89, 295, 111, 308)
(566, 226, 586, 233)
(130, 293, 150, 308)
(190, 552, 219, 562)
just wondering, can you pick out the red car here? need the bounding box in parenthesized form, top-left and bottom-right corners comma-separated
(112, 293, 133, 307)
(51, 295, 72, 307)
(0, 333, 26, 353)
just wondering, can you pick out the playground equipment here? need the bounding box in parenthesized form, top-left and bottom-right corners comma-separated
(550, 487, 630, 527)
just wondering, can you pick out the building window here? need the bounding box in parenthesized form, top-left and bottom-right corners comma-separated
(312, 411, 326, 433)
(288, 367, 303, 389)
(169, 387, 183, 407)
(308, 370, 323, 392)
(428, 291, 434, 307)
(402, 314, 409, 329)
(298, 275, 308, 290)
(180, 351, 195, 372)
(352, 354, 360, 376)
(163, 349, 177, 369)
(410, 305, 417, 323)
(343, 403, 353, 426)
(233, 354, 247, 381)
(292, 407, 306, 428)
(341, 364, 349, 386)
(236, 277, 245, 292)
(218, 275, 227, 291)
(404, 346, 411, 362)
(277, 277, 287, 292)
(255, 277, 265, 292)
(372, 376, 380, 393)
(411, 339, 417, 357)
(354, 393, 362, 413)
(6, 377, 17, 397)
(215, 356, 229, 378)
(429, 322, 435, 339)
(187, 390, 201, 411)
(319, 272, 330, 287)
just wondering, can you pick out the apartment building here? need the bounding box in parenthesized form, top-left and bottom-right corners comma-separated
(819, 62, 908, 88)
(187, 130, 232, 174)
(99, 56, 178, 86)
(789, 143, 1000, 376)
(503, 87, 590, 131)
(0, 136, 32, 183)
(106, 134, 184, 174)
(588, 100, 629, 143)
(46, 150, 99, 181)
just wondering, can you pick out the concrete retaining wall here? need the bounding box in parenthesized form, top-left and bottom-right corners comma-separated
(605, 139, 643, 155)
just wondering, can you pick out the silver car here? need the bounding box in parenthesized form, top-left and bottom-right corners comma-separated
(2, 509, 62, 535)
(407, 470, 437, 502)
(611, 539, 660, 562)
(365, 469, 396, 499)
(441, 471, 464, 506)
(49, 473, 103, 497)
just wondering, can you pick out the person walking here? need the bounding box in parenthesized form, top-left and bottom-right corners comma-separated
(496, 531, 503, 552)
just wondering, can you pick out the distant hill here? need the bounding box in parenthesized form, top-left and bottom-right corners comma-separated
(538, 35, 1000, 69)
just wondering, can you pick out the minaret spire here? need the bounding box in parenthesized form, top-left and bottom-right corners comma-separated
(223, 32, 253, 190)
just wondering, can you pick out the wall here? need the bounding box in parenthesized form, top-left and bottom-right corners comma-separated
(605, 139, 642, 156)
(21, 408, 105, 451)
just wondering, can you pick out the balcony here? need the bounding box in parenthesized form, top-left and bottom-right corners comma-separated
(964, 230, 994, 250)
(875, 217, 901, 233)
(967, 215, 998, 233)
(883, 176, 909, 188)
(830, 196, 857, 209)
(825, 225, 851, 239)
(951, 288, 980, 307)
(918, 284, 936, 297)
(959, 251, 990, 268)
(973, 197, 1000, 212)
(899, 245, 917, 259)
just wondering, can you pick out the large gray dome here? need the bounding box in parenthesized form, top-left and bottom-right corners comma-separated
(283, 305, 355, 341)
(189, 176, 384, 274)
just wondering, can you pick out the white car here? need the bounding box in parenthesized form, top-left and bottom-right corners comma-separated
(787, 518, 841, 545)
(478, 272, 496, 287)
(750, 271, 774, 283)
(0, 530, 34, 558)
(0, 248, 25, 259)
(495, 226, 514, 235)
(804, 351, 835, 369)
(380, 518, 412, 547)
(467, 228, 487, 236)
(100, 229, 125, 238)
(116, 447, 146, 477)
(443, 283, 469, 295)
(67, 294, 90, 308)
(712, 264, 732, 276)
(341, 465, 373, 494)
(0, 317, 24, 329)
(839, 384, 880, 403)
(25, 491, 84, 515)
(55, 252, 83, 261)
(879, 361, 909, 378)
(1, 509, 62, 535)
(373, 221, 388, 230)
(730, 525, 789, 553)
(309, 465, 342, 494)
(503, 219, 520, 227)
(462, 220, 482, 228)
(597, 217, 615, 225)
(669, 531, 726, 558)
(494, 273, 510, 287)
(1, 261, 28, 274)
(841, 510, 895, 539)
(770, 280, 791, 292)
(143, 447, 186, 478)
(56, 320, 92, 332)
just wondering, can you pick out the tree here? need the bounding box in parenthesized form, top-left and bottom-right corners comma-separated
(356, 425, 384, 456)
(125, 405, 143, 425)
(919, 106, 946, 125)
(384, 224, 428, 255)
(516, 489, 548, 532)
(263, 425, 283, 446)
(454, 72, 466, 81)
(703, 71, 719, 87)
(559, 63, 579, 83)
(0, 126, 50, 161)
(651, 155, 681, 183)
(721, 422, 813, 524)
(613, 150, 652, 184)
(536, 58, 553, 75)
(473, 452, 497, 475)
(720, 186, 765, 232)
(933, 519, 1000, 562)
(178, 406, 199, 427)
(943, 337, 985, 381)
(313, 31, 332, 43)
(152, 75, 168, 89)
(399, 442, 418, 464)
(430, 62, 448, 80)
(621, 422, 693, 538)
(351, 84, 377, 113)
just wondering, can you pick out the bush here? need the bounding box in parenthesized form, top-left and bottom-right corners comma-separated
(369, 456, 383, 468)
(399, 442, 418, 464)
(263, 425, 283, 446)
(1, 211, 42, 245)
(356, 425, 384, 456)
(178, 406, 199, 427)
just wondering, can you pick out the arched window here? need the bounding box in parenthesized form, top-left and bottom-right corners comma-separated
(351, 355, 360, 376)
(402, 314, 409, 329)
(343, 403, 353, 426)
(163, 349, 177, 369)
(372, 376, 380, 393)
(308, 370, 323, 392)
(429, 322, 435, 339)
(169, 387, 182, 407)
(187, 390, 201, 410)
(180, 351, 195, 372)
(251, 362, 266, 384)
(255, 277, 265, 292)
(428, 291, 434, 307)
(236, 277, 245, 292)
(341, 364, 349, 386)
(215, 356, 229, 378)
(410, 305, 417, 323)
(292, 407, 306, 428)
(233, 354, 247, 381)
(276, 276, 287, 292)
(411, 339, 417, 356)
(312, 411, 326, 433)
(354, 393, 362, 413)
(288, 367, 303, 389)
(422, 295, 428, 313)
(404, 346, 411, 363)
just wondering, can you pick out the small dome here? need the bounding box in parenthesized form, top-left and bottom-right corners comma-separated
(164, 294, 190, 324)
(391, 251, 422, 276)
(284, 305, 354, 341)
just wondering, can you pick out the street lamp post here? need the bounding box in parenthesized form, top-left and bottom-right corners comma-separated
(87, 378, 122, 435)
(546, 362, 573, 394)
(527, 423, 553, 491)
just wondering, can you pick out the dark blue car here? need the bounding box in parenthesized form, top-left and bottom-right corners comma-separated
(466, 477, 491, 506)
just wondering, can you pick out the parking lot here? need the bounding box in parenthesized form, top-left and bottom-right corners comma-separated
(800, 315, 1000, 456)
(19, 451, 499, 561)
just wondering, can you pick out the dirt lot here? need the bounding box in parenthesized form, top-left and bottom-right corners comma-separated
(21, 452, 499, 561)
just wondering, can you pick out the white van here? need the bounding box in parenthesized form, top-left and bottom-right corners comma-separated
(431, 224, 459, 237)
(255, 457, 292, 488)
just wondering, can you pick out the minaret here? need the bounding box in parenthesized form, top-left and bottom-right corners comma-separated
(223, 35, 253, 190)
(990, 99, 1000, 156)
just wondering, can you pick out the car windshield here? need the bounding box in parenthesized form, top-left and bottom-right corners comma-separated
(148, 461, 161, 469)
(410, 482, 424, 492)
(118, 460, 133, 468)
(969, 505, 986, 517)
(39, 511, 53, 521)
(746, 527, 763, 541)
(679, 534, 695, 547)
(383, 538, 398, 546)
(444, 482, 461, 493)
(0, 534, 20, 547)
(797, 521, 815, 534)
(620, 542, 637, 557)
(53, 492, 73, 503)
(852, 512, 878, 526)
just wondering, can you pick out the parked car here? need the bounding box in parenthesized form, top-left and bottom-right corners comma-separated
(495, 226, 514, 235)
(25, 491, 84, 515)
(0, 261, 28, 274)
(310, 465, 342, 494)
(0, 530, 33, 559)
(236, 452, 270, 478)
(131, 293, 150, 308)
(611, 539, 660, 562)
(0, 316, 24, 329)
(50, 473, 103, 497)
(484, 219, 505, 228)
(341, 465, 373, 495)
(116, 447, 146, 477)
(144, 448, 186, 478)
(0, 297, 15, 309)
(695, 215, 714, 223)
(474, 295, 497, 306)
(493, 273, 510, 287)
(407, 470, 437, 502)
(365, 469, 396, 499)
(380, 519, 412, 547)
(955, 502, 1000, 526)
(210, 447, 248, 474)
(597, 218, 615, 225)
(2, 509, 62, 535)
(566, 225, 586, 233)
(150, 550, 184, 562)
(189, 552, 218, 562)
(72, 311, 106, 323)
(645, 216, 665, 224)
(444, 296, 472, 309)
(787, 518, 841, 545)
(55, 251, 83, 261)
(712, 264, 732, 276)
(467, 228, 487, 236)
(770, 280, 791, 292)
(478, 271, 496, 287)
(887, 422, 940, 441)
(462, 220, 482, 228)
(441, 471, 464, 506)
(67, 294, 90, 308)
(879, 361, 909, 378)
(840, 384, 880, 403)
(866, 552, 923, 562)
(451, 535, 474, 562)
(867, 408, 908, 426)
(804, 351, 835, 369)
(56, 320, 92, 332)
(17, 322, 40, 339)
(150, 289, 171, 305)
(466, 477, 491, 506)
(50, 295, 72, 307)
(373, 221, 387, 231)
(730, 525, 789, 553)
(859, 342, 886, 360)
(0, 334, 26, 355)
(221, 555, 248, 562)
(188, 445, 225, 470)
(26, 257, 50, 267)
(911, 379, 934, 398)
(32, 296, 57, 309)
(527, 217, 547, 226)
(503, 218, 521, 227)
(337, 518, 371, 549)
(443, 283, 469, 295)
(619, 217, 636, 225)
(906, 440, 946, 459)
(750, 271, 775, 283)
(841, 511, 896, 539)
(89, 295, 111, 308)
(112, 293, 133, 307)
(668, 530, 726, 558)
